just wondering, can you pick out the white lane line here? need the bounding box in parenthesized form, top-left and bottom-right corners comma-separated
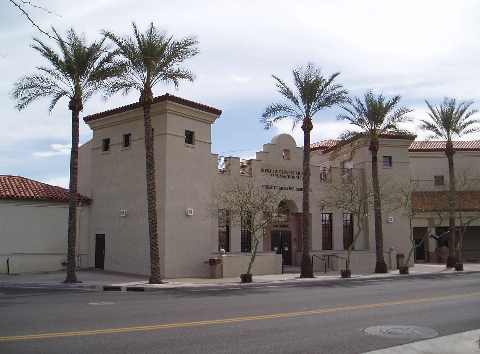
(88, 301, 115, 306)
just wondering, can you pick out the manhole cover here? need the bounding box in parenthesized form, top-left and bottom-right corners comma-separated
(364, 325, 438, 339)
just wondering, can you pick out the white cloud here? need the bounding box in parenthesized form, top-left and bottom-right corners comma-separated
(33, 143, 71, 158)
(273, 118, 352, 145)
(231, 75, 252, 83)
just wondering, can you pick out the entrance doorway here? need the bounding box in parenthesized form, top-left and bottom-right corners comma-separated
(95, 234, 105, 269)
(271, 230, 292, 265)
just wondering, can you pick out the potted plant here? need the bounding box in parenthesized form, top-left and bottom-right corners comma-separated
(340, 269, 351, 278)
(454, 263, 464, 271)
(399, 265, 409, 274)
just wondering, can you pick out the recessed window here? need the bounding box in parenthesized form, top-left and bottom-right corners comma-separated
(102, 138, 110, 152)
(322, 213, 333, 250)
(282, 149, 290, 160)
(320, 167, 329, 182)
(123, 133, 131, 148)
(383, 156, 392, 168)
(185, 130, 195, 145)
(434, 175, 445, 186)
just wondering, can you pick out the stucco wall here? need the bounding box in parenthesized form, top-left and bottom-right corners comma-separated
(221, 253, 282, 277)
(0, 201, 69, 273)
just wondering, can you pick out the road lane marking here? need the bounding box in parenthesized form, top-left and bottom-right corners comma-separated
(1, 291, 479, 342)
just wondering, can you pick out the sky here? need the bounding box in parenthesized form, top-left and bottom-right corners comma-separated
(1, 0, 480, 187)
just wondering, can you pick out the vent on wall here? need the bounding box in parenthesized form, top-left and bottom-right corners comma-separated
(186, 208, 194, 216)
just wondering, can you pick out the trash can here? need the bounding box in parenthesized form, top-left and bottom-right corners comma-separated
(396, 253, 405, 269)
(207, 258, 223, 279)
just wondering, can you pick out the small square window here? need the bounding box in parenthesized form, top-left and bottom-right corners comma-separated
(185, 130, 195, 145)
(282, 149, 290, 160)
(434, 175, 445, 186)
(102, 138, 110, 152)
(123, 133, 131, 148)
(383, 156, 392, 168)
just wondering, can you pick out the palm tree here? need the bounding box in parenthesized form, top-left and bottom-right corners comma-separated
(420, 98, 479, 267)
(103, 22, 199, 283)
(262, 63, 348, 278)
(338, 91, 412, 273)
(12, 28, 123, 283)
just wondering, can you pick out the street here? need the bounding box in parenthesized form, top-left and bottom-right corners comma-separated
(1, 272, 479, 354)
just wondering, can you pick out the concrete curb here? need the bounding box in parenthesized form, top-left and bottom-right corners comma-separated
(1, 270, 478, 292)
(107, 270, 480, 292)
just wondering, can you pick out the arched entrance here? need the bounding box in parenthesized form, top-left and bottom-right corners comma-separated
(269, 200, 298, 266)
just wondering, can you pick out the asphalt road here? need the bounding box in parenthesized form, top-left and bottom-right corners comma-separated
(0, 273, 479, 354)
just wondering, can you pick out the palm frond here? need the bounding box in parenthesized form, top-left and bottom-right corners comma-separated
(103, 22, 199, 99)
(421, 97, 479, 140)
(262, 63, 346, 130)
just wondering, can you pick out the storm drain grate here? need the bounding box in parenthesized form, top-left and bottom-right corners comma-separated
(364, 325, 438, 339)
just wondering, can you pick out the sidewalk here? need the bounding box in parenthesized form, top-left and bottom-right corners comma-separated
(1, 263, 479, 291)
(364, 329, 480, 354)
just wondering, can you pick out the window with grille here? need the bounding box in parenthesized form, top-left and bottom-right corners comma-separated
(321, 213, 333, 250)
(241, 213, 252, 252)
(218, 209, 230, 252)
(383, 155, 393, 168)
(343, 213, 354, 250)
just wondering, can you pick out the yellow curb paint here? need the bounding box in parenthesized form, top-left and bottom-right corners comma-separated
(1, 291, 479, 342)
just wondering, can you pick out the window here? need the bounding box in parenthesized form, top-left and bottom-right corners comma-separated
(320, 167, 329, 182)
(218, 209, 230, 252)
(282, 149, 290, 160)
(321, 213, 333, 250)
(241, 213, 252, 253)
(383, 155, 392, 168)
(102, 138, 110, 152)
(434, 175, 445, 186)
(123, 133, 131, 148)
(343, 213, 354, 250)
(185, 130, 195, 145)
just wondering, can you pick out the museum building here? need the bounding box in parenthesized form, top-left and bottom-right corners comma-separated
(1, 94, 479, 276)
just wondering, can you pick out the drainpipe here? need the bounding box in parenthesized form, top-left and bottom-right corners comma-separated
(6, 257, 10, 275)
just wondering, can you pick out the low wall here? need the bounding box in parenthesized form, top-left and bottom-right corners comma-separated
(221, 253, 282, 277)
(0, 254, 66, 274)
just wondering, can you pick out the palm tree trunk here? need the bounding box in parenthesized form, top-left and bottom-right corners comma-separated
(64, 102, 80, 283)
(370, 139, 387, 273)
(446, 142, 457, 267)
(300, 118, 314, 278)
(143, 101, 162, 284)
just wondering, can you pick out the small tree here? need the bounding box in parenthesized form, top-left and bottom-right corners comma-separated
(453, 172, 480, 268)
(215, 180, 284, 282)
(320, 168, 373, 276)
(393, 182, 441, 270)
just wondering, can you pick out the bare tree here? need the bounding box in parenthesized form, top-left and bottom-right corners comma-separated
(453, 172, 480, 268)
(8, 0, 59, 40)
(319, 168, 373, 277)
(215, 179, 285, 282)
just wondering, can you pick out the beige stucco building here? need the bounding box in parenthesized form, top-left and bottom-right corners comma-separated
(2, 94, 479, 275)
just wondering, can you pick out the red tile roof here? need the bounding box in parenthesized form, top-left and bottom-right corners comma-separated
(312, 133, 416, 153)
(412, 191, 480, 212)
(409, 141, 480, 152)
(0, 175, 90, 204)
(311, 139, 339, 151)
(84, 93, 222, 123)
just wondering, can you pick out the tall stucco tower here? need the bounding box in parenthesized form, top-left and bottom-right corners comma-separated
(78, 94, 222, 277)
